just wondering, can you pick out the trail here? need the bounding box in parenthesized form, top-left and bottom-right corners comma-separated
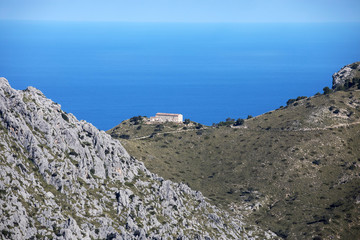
(231, 120, 360, 132)
(292, 121, 360, 132)
(128, 121, 360, 140)
(130, 127, 208, 140)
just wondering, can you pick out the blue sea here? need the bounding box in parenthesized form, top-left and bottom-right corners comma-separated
(1, 21, 360, 130)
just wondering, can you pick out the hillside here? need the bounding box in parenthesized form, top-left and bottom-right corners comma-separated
(109, 63, 360, 239)
(0, 78, 275, 239)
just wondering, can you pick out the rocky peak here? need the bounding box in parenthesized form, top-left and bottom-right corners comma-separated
(332, 62, 360, 89)
(0, 77, 275, 239)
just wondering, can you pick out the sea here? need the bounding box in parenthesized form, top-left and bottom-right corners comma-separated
(1, 21, 360, 130)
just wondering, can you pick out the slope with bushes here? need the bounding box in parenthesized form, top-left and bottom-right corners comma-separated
(109, 63, 360, 239)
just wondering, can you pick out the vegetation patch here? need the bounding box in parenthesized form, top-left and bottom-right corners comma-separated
(109, 89, 360, 239)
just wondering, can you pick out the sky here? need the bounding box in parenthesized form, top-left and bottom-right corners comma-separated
(0, 0, 360, 23)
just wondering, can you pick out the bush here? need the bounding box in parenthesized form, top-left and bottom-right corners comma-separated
(323, 87, 332, 94)
(217, 121, 232, 127)
(336, 85, 346, 91)
(184, 119, 190, 125)
(247, 115, 253, 119)
(130, 116, 143, 125)
(312, 160, 321, 165)
(350, 63, 359, 69)
(61, 113, 69, 122)
(119, 134, 130, 139)
(69, 150, 78, 157)
(226, 117, 235, 122)
(234, 118, 244, 126)
(286, 99, 296, 106)
(154, 124, 164, 132)
(296, 96, 307, 101)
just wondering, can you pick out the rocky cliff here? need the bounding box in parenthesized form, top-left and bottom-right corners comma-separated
(332, 62, 360, 89)
(0, 78, 275, 239)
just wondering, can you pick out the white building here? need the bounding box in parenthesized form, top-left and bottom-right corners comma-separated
(149, 113, 183, 123)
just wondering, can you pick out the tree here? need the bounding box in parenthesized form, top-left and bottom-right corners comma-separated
(247, 115, 253, 119)
(226, 117, 235, 122)
(154, 124, 164, 132)
(234, 118, 244, 126)
(130, 116, 143, 125)
(286, 99, 296, 106)
(184, 119, 190, 125)
(323, 87, 332, 95)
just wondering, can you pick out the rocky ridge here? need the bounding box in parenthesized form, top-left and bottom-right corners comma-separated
(0, 77, 276, 239)
(332, 62, 360, 89)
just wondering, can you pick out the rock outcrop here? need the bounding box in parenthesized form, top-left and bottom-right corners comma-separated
(0, 77, 275, 239)
(332, 62, 360, 89)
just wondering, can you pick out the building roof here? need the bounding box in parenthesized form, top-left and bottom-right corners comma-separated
(156, 113, 182, 116)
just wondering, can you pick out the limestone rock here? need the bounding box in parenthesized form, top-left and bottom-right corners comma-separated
(0, 77, 276, 239)
(332, 62, 360, 89)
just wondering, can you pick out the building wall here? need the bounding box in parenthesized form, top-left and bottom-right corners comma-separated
(149, 113, 183, 123)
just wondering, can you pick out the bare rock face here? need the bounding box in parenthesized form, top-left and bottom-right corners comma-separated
(0, 77, 276, 239)
(332, 62, 360, 89)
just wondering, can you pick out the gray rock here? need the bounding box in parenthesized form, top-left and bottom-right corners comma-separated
(332, 62, 360, 89)
(0, 77, 277, 239)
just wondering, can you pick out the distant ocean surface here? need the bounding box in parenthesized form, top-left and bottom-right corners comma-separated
(1, 21, 360, 130)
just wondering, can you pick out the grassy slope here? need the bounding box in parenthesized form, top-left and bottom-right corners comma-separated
(108, 90, 360, 239)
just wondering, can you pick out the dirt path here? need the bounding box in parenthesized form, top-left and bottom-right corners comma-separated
(129, 121, 360, 140)
(130, 127, 208, 140)
(293, 121, 360, 132)
(231, 120, 360, 132)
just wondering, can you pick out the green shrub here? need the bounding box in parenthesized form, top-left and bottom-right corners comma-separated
(130, 116, 143, 125)
(69, 150, 78, 157)
(323, 86, 332, 94)
(61, 113, 69, 122)
(336, 85, 346, 91)
(286, 99, 296, 105)
(350, 63, 359, 69)
(83, 141, 91, 146)
(296, 96, 307, 101)
(154, 124, 164, 132)
(119, 134, 130, 139)
(234, 118, 244, 126)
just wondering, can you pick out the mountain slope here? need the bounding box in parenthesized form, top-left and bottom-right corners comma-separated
(109, 64, 360, 239)
(0, 78, 275, 239)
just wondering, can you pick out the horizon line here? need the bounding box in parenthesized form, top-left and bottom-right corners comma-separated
(1, 19, 360, 24)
